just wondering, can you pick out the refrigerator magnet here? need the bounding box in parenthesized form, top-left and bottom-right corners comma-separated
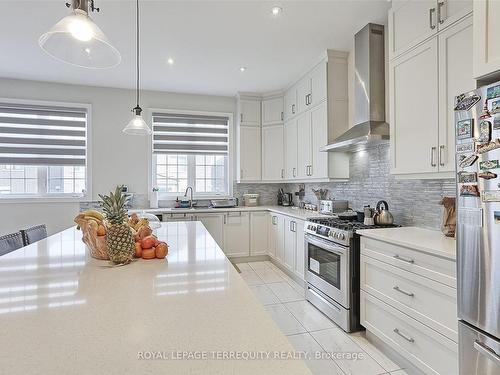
(460, 185, 480, 197)
(456, 142, 475, 153)
(494, 211, 500, 224)
(458, 171, 477, 183)
(478, 121, 492, 143)
(482, 191, 500, 202)
(459, 154, 478, 168)
(478, 171, 498, 180)
(491, 99, 500, 114)
(487, 84, 500, 100)
(494, 116, 500, 130)
(480, 160, 500, 170)
(455, 92, 481, 111)
(477, 139, 500, 154)
(457, 119, 474, 139)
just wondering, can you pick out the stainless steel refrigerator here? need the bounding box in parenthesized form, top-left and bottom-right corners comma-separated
(455, 82, 500, 375)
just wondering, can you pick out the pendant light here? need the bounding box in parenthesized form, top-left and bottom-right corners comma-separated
(123, 0, 151, 136)
(39, 0, 121, 69)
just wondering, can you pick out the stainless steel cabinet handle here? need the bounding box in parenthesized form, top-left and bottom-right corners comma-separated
(439, 145, 445, 166)
(240, 113, 243, 122)
(293, 167, 296, 177)
(281, 169, 284, 179)
(292, 104, 295, 114)
(281, 111, 284, 121)
(308, 94, 312, 105)
(393, 286, 415, 297)
(438, 1, 445, 24)
(393, 328, 415, 343)
(309, 165, 313, 176)
(223, 215, 227, 225)
(394, 254, 415, 264)
(429, 8, 436, 29)
(474, 341, 500, 365)
(430, 147, 437, 167)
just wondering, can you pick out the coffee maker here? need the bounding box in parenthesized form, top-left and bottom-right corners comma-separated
(278, 189, 293, 206)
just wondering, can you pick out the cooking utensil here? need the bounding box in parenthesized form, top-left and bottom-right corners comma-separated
(374, 200, 394, 225)
(338, 209, 358, 221)
(363, 206, 375, 226)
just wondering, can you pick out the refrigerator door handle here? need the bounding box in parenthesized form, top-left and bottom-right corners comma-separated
(474, 340, 500, 366)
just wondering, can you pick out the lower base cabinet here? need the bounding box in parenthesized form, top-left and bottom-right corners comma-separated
(276, 215, 306, 281)
(223, 212, 250, 257)
(194, 213, 224, 248)
(250, 211, 268, 256)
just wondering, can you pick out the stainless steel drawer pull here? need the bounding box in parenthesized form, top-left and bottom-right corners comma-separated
(429, 8, 436, 30)
(394, 254, 415, 264)
(474, 340, 500, 365)
(393, 286, 415, 297)
(393, 328, 415, 343)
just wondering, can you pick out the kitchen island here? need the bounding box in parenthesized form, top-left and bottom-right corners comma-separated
(0, 222, 311, 375)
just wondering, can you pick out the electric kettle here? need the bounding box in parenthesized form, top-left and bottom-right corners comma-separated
(374, 200, 394, 225)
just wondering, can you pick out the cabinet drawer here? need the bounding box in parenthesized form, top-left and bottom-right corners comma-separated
(361, 255, 457, 341)
(361, 237, 456, 288)
(361, 291, 458, 375)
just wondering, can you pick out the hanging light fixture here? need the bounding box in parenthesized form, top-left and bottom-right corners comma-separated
(39, 0, 121, 69)
(123, 0, 151, 136)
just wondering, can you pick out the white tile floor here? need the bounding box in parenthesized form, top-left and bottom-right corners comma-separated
(235, 261, 409, 375)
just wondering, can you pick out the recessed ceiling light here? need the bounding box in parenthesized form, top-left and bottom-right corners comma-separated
(167, 57, 174, 65)
(271, 6, 283, 16)
(239, 67, 247, 72)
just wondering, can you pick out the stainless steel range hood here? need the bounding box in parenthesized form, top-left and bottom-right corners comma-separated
(321, 23, 389, 152)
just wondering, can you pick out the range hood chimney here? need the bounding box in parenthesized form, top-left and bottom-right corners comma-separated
(321, 23, 389, 152)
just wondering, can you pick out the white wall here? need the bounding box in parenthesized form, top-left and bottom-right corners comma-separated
(0, 78, 235, 236)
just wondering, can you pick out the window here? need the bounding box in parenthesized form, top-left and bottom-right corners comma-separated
(152, 111, 230, 197)
(0, 101, 89, 199)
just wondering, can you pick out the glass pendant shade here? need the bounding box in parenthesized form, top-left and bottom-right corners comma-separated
(123, 108, 152, 135)
(39, 9, 121, 69)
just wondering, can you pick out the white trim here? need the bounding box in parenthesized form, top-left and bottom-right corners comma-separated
(148, 107, 234, 200)
(0, 97, 92, 201)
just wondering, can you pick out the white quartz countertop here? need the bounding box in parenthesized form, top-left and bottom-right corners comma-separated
(357, 226, 456, 260)
(130, 205, 325, 221)
(0, 223, 311, 375)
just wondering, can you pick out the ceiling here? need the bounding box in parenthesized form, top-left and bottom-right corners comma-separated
(0, 1, 390, 96)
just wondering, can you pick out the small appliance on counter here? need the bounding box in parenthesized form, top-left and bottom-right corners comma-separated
(277, 189, 293, 206)
(210, 198, 238, 208)
(319, 200, 349, 215)
(242, 194, 259, 207)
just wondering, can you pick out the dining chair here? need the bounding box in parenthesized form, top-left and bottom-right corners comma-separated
(0, 232, 24, 256)
(20, 224, 48, 246)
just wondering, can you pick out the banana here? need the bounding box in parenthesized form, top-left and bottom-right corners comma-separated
(83, 210, 105, 221)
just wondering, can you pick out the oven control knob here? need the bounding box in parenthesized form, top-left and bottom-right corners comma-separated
(339, 233, 345, 240)
(333, 232, 338, 239)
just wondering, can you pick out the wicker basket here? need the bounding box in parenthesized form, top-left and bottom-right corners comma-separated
(74, 216, 109, 260)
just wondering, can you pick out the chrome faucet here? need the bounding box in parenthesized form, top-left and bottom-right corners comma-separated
(184, 186, 194, 208)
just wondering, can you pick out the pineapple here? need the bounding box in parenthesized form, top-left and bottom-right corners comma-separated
(99, 185, 134, 265)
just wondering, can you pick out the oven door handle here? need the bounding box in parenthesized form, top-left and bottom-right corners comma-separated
(305, 234, 347, 256)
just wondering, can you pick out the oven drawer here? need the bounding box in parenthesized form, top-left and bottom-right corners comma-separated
(361, 291, 458, 375)
(361, 254, 458, 342)
(361, 237, 456, 288)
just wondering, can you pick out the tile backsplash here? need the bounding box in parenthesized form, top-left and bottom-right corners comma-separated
(235, 144, 456, 230)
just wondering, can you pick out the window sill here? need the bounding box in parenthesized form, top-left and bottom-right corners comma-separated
(0, 195, 89, 204)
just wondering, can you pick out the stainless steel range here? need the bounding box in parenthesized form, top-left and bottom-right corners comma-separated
(304, 217, 397, 332)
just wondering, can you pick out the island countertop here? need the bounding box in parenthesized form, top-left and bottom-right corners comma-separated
(0, 222, 311, 375)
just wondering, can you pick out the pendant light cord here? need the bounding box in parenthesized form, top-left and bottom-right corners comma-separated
(136, 0, 140, 108)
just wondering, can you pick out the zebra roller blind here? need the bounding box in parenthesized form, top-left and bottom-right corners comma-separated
(0, 102, 87, 166)
(152, 112, 229, 155)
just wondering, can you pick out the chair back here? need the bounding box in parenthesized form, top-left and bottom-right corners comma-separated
(0, 232, 24, 256)
(20, 224, 48, 246)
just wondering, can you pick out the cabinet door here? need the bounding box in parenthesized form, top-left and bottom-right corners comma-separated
(389, 0, 438, 59)
(473, 0, 500, 79)
(262, 125, 284, 180)
(223, 212, 250, 257)
(310, 102, 328, 179)
(262, 97, 284, 125)
(437, 0, 472, 30)
(239, 126, 261, 181)
(294, 220, 305, 280)
(268, 214, 278, 258)
(284, 217, 296, 271)
(239, 99, 261, 126)
(195, 213, 224, 248)
(390, 38, 439, 175)
(438, 16, 474, 173)
(163, 213, 194, 222)
(284, 86, 297, 120)
(296, 112, 312, 179)
(284, 119, 298, 180)
(275, 215, 285, 263)
(310, 61, 327, 107)
(296, 77, 311, 114)
(250, 212, 268, 256)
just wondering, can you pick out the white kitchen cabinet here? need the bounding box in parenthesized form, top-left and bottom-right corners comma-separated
(438, 15, 474, 173)
(262, 96, 284, 126)
(473, 0, 500, 79)
(438, 0, 472, 29)
(275, 214, 286, 263)
(284, 86, 297, 120)
(250, 211, 268, 256)
(310, 102, 328, 179)
(268, 214, 278, 259)
(284, 217, 297, 272)
(390, 38, 439, 175)
(310, 61, 327, 107)
(296, 76, 311, 115)
(238, 98, 261, 126)
(296, 112, 312, 179)
(262, 124, 284, 181)
(162, 213, 194, 222)
(194, 213, 224, 248)
(223, 212, 250, 257)
(284, 119, 298, 180)
(294, 219, 305, 280)
(238, 126, 261, 181)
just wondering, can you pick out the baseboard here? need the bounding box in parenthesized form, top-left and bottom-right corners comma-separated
(229, 254, 270, 263)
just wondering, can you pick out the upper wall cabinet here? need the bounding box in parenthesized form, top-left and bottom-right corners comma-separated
(473, 0, 500, 79)
(238, 98, 261, 126)
(262, 96, 284, 126)
(284, 85, 297, 120)
(236, 94, 262, 182)
(389, 0, 472, 60)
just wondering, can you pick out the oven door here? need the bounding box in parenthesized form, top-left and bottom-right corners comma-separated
(305, 234, 350, 309)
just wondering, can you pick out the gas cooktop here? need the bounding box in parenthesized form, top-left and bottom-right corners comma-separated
(307, 217, 398, 231)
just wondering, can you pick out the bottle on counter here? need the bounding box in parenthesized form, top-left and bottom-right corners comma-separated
(175, 197, 181, 208)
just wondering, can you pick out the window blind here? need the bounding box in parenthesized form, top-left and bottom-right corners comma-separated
(0, 102, 87, 166)
(152, 112, 229, 155)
